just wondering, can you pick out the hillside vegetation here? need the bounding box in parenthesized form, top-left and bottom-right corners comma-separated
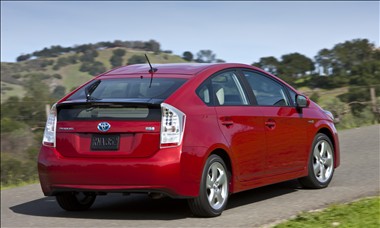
(1, 38, 379, 187)
(1, 48, 186, 102)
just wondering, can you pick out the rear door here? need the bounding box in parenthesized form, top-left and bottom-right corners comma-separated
(200, 70, 267, 181)
(241, 70, 308, 176)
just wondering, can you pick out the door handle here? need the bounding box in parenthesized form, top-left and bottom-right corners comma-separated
(265, 119, 276, 129)
(221, 121, 234, 126)
(221, 117, 233, 127)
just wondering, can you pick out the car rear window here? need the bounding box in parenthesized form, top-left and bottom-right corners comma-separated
(67, 78, 187, 100)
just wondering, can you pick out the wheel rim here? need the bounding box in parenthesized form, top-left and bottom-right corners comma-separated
(206, 162, 228, 210)
(312, 140, 334, 183)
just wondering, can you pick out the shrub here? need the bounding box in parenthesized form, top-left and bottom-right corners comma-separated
(127, 55, 146, 65)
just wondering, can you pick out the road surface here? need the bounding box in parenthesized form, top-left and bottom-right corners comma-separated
(1, 125, 379, 227)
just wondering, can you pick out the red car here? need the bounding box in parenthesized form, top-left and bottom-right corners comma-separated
(38, 63, 340, 217)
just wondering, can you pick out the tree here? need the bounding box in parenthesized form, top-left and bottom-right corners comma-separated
(79, 49, 99, 62)
(89, 62, 106, 75)
(113, 40, 124, 47)
(95, 41, 113, 49)
(80, 61, 106, 75)
(130, 41, 145, 50)
(110, 49, 126, 68)
(252, 56, 280, 74)
(110, 56, 123, 68)
(49, 45, 68, 56)
(277, 53, 315, 77)
(9, 74, 52, 126)
(53, 57, 71, 70)
(67, 55, 79, 64)
(144, 40, 161, 53)
(349, 60, 380, 86)
(195, 50, 216, 63)
(182, 51, 194, 62)
(340, 60, 380, 116)
(315, 48, 333, 75)
(331, 39, 374, 75)
(73, 44, 96, 53)
(314, 39, 376, 76)
(127, 55, 146, 65)
(113, 49, 126, 57)
(16, 54, 32, 62)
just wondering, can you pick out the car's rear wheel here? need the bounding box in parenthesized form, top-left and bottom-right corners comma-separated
(188, 154, 229, 217)
(299, 133, 335, 188)
(56, 192, 96, 211)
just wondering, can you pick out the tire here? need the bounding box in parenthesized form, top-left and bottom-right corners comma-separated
(188, 155, 229, 217)
(299, 133, 335, 189)
(56, 192, 96, 211)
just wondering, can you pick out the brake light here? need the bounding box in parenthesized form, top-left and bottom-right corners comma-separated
(42, 104, 57, 147)
(160, 103, 186, 148)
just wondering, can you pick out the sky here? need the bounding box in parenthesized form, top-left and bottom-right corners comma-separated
(1, 1, 379, 64)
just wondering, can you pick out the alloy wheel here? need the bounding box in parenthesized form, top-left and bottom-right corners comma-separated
(312, 140, 334, 183)
(206, 162, 228, 210)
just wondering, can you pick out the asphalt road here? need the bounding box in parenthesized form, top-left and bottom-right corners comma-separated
(1, 125, 379, 227)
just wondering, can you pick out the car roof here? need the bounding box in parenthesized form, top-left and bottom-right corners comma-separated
(102, 63, 254, 76)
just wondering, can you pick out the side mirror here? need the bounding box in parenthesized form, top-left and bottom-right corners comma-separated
(296, 94, 309, 108)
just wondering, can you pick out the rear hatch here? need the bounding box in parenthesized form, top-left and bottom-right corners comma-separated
(54, 77, 186, 158)
(56, 101, 161, 158)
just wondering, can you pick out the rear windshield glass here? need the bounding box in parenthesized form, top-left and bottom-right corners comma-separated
(67, 78, 187, 100)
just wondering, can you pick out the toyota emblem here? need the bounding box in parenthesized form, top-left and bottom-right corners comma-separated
(97, 122, 111, 132)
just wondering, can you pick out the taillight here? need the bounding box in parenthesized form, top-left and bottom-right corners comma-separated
(160, 103, 186, 148)
(42, 104, 57, 147)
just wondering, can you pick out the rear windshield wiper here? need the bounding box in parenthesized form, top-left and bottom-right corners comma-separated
(144, 54, 157, 88)
(85, 79, 101, 102)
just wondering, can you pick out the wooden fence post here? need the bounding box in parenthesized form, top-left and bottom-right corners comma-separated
(45, 104, 51, 119)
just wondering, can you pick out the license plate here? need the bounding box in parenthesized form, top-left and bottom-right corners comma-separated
(91, 134, 120, 151)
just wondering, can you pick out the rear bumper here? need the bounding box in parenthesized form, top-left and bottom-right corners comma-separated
(38, 146, 202, 198)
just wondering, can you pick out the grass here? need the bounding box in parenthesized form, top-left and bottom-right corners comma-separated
(297, 86, 348, 104)
(121, 49, 187, 64)
(59, 63, 93, 91)
(273, 196, 380, 228)
(314, 87, 348, 108)
(0, 180, 39, 190)
(1, 81, 25, 102)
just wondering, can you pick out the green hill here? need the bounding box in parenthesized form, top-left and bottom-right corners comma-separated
(1, 48, 187, 102)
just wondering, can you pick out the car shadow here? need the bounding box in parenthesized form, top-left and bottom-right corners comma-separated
(226, 179, 301, 210)
(10, 180, 301, 220)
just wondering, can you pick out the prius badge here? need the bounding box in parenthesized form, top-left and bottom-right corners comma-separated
(97, 122, 111, 132)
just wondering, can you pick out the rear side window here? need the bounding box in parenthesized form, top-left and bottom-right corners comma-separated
(67, 78, 187, 100)
(243, 71, 290, 106)
(197, 71, 249, 106)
